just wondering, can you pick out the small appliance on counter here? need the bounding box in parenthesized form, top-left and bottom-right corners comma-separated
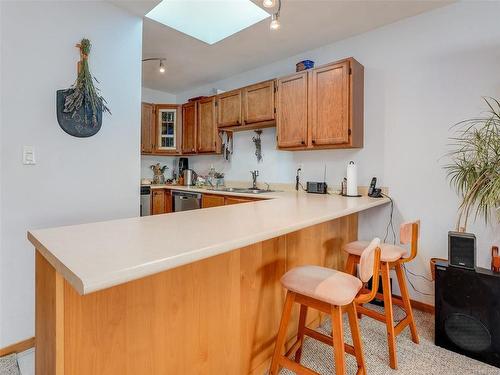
(178, 157, 189, 176)
(183, 169, 197, 186)
(306, 182, 328, 194)
(306, 165, 328, 194)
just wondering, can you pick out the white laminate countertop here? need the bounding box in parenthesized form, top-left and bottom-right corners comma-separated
(28, 189, 390, 295)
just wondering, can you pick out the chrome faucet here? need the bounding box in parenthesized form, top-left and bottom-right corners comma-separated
(250, 170, 259, 189)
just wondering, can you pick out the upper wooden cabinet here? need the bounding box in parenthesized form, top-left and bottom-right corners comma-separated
(242, 80, 276, 125)
(197, 97, 218, 153)
(182, 102, 197, 154)
(141, 102, 155, 154)
(310, 61, 350, 146)
(217, 89, 242, 128)
(277, 57, 364, 150)
(155, 104, 181, 155)
(276, 72, 308, 148)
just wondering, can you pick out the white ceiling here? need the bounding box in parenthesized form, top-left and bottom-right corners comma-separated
(113, 0, 452, 94)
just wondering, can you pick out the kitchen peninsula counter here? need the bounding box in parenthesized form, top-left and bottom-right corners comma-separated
(29, 191, 389, 375)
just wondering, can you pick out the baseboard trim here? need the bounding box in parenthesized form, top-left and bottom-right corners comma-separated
(391, 294, 434, 314)
(0, 337, 35, 357)
(410, 298, 435, 314)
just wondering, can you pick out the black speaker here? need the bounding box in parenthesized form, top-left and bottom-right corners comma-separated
(448, 231, 476, 269)
(435, 261, 500, 368)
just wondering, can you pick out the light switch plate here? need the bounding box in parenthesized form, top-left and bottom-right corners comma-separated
(23, 146, 36, 165)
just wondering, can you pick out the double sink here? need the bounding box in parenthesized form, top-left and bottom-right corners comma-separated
(206, 187, 277, 194)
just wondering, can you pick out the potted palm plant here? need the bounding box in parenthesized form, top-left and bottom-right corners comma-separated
(445, 97, 500, 231)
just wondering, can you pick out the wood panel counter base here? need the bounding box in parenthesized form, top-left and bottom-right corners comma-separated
(35, 214, 358, 375)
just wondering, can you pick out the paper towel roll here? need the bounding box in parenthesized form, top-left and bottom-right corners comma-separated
(346, 161, 358, 196)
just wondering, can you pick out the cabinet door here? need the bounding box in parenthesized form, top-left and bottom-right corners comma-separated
(242, 80, 275, 124)
(152, 190, 166, 215)
(197, 97, 217, 153)
(182, 102, 197, 154)
(217, 89, 242, 128)
(155, 105, 180, 154)
(276, 72, 308, 148)
(164, 190, 172, 213)
(141, 102, 154, 153)
(202, 194, 225, 208)
(310, 61, 350, 146)
(224, 196, 254, 205)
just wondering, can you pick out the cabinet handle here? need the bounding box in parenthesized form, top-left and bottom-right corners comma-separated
(311, 140, 316, 144)
(301, 141, 305, 145)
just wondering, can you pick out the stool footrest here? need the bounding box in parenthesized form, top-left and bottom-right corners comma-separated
(279, 355, 319, 375)
(285, 339, 302, 358)
(357, 305, 387, 323)
(394, 316, 411, 335)
(303, 327, 356, 356)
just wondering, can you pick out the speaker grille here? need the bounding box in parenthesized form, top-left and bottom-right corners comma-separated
(444, 313, 491, 352)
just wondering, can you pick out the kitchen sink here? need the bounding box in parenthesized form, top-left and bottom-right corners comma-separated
(207, 187, 277, 194)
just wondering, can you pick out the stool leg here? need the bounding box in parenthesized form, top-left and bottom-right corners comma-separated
(331, 305, 346, 375)
(346, 303, 366, 375)
(294, 304, 308, 363)
(270, 291, 295, 375)
(381, 262, 398, 369)
(345, 254, 358, 276)
(394, 262, 419, 344)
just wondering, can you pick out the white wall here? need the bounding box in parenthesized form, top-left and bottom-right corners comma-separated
(144, 1, 500, 304)
(0, 1, 142, 347)
(142, 86, 176, 104)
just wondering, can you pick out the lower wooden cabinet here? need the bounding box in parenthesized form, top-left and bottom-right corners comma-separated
(153, 190, 263, 214)
(202, 194, 225, 208)
(151, 189, 172, 215)
(224, 196, 257, 205)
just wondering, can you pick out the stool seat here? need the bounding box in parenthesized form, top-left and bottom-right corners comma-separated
(344, 241, 407, 262)
(281, 265, 362, 306)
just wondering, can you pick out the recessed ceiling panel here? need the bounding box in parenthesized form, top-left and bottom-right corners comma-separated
(146, 0, 270, 45)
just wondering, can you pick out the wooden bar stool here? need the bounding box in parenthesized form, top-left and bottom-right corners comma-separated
(343, 221, 420, 370)
(270, 238, 382, 375)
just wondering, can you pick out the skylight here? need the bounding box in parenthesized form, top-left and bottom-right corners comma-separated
(146, 0, 270, 45)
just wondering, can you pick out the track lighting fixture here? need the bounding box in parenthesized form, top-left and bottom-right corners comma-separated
(270, 13, 280, 30)
(268, 0, 281, 31)
(142, 57, 167, 74)
(263, 0, 275, 8)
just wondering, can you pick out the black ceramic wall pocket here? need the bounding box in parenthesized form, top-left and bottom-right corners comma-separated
(56, 38, 110, 138)
(56, 90, 102, 137)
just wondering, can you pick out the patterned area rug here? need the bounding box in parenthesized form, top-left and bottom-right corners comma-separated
(0, 353, 20, 375)
(278, 306, 500, 375)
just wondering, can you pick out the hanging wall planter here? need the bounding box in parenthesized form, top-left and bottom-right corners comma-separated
(56, 39, 111, 137)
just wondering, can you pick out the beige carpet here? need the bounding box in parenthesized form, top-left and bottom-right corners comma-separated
(278, 305, 500, 375)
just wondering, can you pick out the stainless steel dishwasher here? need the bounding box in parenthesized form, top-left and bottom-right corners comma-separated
(172, 190, 202, 212)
